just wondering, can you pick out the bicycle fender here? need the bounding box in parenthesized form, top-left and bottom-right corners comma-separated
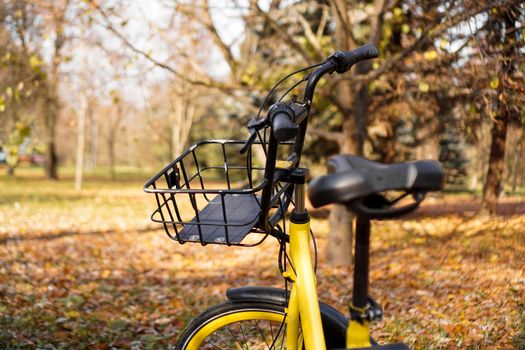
(226, 286, 348, 334)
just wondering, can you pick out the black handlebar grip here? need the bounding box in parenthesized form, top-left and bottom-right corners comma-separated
(272, 112, 298, 141)
(328, 44, 379, 73)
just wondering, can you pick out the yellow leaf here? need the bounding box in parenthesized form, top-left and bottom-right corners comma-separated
(490, 76, 499, 89)
(388, 262, 402, 274)
(29, 55, 41, 69)
(414, 237, 426, 244)
(402, 24, 410, 34)
(418, 82, 430, 92)
(65, 310, 80, 318)
(393, 7, 403, 18)
(423, 50, 438, 60)
(101, 269, 111, 278)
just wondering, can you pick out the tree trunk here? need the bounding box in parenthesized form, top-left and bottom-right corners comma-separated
(45, 139, 59, 180)
(480, 5, 518, 215)
(327, 0, 383, 266)
(327, 205, 354, 266)
(171, 93, 184, 159)
(44, 92, 59, 180)
(108, 139, 116, 181)
(87, 98, 98, 170)
(481, 112, 507, 215)
(326, 18, 356, 266)
(75, 100, 87, 191)
(511, 127, 524, 194)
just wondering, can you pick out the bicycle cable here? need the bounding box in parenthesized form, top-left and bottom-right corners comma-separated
(277, 76, 308, 103)
(311, 228, 318, 273)
(255, 61, 324, 121)
(253, 62, 325, 154)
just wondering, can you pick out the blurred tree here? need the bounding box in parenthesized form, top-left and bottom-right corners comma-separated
(107, 90, 125, 180)
(0, 0, 76, 179)
(481, 2, 523, 215)
(40, 0, 72, 180)
(439, 120, 468, 187)
(509, 126, 524, 194)
(0, 1, 46, 175)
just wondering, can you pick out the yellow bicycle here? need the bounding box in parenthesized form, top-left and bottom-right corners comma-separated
(145, 44, 444, 349)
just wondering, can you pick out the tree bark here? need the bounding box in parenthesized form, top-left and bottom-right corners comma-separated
(481, 110, 507, 215)
(43, 1, 70, 180)
(43, 88, 59, 180)
(108, 101, 123, 181)
(326, 0, 356, 267)
(511, 127, 524, 194)
(326, 0, 383, 267)
(481, 4, 518, 215)
(45, 131, 59, 180)
(75, 99, 87, 191)
(108, 140, 116, 180)
(87, 97, 98, 170)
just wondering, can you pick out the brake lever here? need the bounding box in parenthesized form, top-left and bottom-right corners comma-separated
(240, 118, 269, 155)
(240, 132, 257, 154)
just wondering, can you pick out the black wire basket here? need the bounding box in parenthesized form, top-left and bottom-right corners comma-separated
(144, 139, 291, 246)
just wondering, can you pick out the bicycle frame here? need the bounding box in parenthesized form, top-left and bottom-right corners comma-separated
(284, 181, 372, 350)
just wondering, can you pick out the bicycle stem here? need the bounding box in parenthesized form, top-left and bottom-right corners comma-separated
(353, 216, 371, 309)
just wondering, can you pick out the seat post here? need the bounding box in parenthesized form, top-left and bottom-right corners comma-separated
(352, 216, 370, 309)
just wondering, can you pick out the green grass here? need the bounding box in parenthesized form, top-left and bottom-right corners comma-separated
(1, 164, 154, 181)
(0, 165, 155, 239)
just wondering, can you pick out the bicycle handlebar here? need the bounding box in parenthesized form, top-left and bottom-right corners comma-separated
(258, 44, 379, 233)
(327, 44, 379, 74)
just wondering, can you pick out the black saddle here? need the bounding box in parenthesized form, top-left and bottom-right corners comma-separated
(308, 155, 444, 218)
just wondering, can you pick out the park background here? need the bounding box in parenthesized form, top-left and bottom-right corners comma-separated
(0, 0, 524, 349)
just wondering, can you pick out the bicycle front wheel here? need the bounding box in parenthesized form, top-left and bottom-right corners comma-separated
(176, 302, 289, 350)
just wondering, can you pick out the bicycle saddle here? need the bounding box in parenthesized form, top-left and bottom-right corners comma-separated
(308, 155, 444, 218)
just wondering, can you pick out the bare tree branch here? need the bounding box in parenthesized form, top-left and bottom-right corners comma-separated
(336, 1, 504, 87)
(294, 8, 324, 60)
(254, 3, 315, 64)
(91, 1, 240, 93)
(316, 5, 329, 40)
(200, 0, 239, 78)
(370, 0, 388, 46)
(329, 0, 357, 49)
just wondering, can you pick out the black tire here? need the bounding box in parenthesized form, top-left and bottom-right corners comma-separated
(176, 301, 346, 349)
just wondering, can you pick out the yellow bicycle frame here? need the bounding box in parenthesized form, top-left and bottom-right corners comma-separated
(285, 210, 372, 349)
(286, 220, 326, 350)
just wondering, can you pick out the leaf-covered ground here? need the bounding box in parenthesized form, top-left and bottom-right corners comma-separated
(1, 171, 524, 349)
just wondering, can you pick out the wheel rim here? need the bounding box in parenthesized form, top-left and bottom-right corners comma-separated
(184, 309, 293, 350)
